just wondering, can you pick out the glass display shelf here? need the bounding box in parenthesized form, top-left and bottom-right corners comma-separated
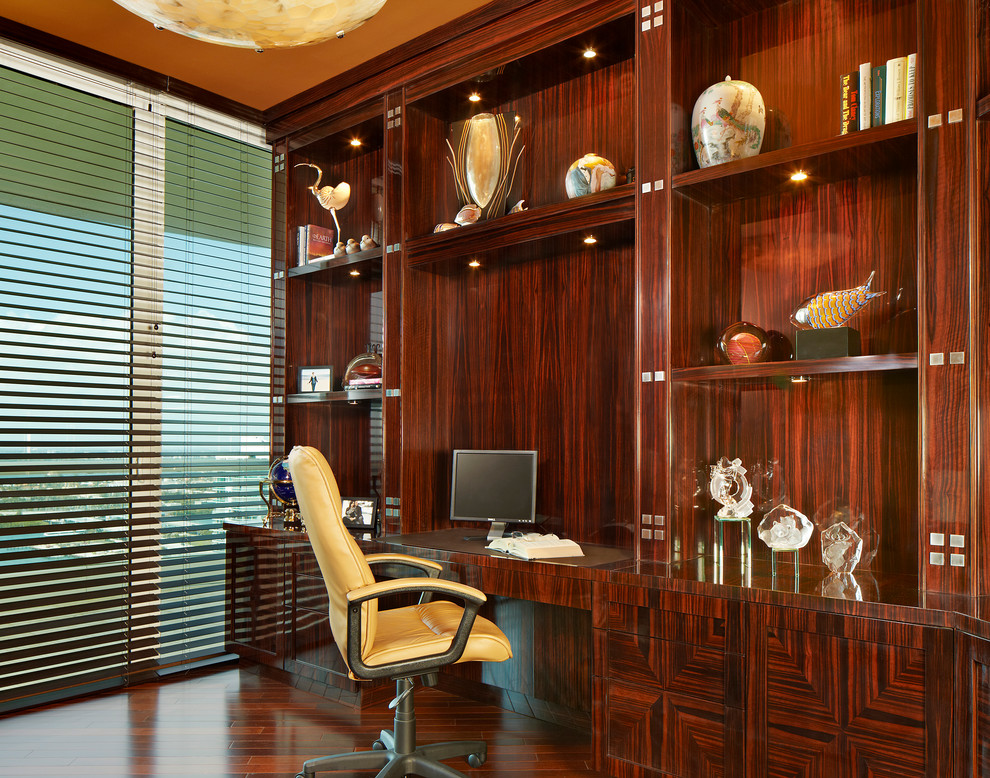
(286, 387, 382, 404)
(670, 352, 917, 382)
(672, 121, 917, 205)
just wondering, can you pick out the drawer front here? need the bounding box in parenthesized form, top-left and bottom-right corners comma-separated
(607, 631, 724, 705)
(607, 600, 727, 651)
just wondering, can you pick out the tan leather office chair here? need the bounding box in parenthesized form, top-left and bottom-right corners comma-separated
(286, 445, 513, 778)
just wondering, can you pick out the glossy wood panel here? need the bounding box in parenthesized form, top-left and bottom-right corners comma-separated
(669, 371, 919, 576)
(637, 0, 672, 565)
(956, 630, 990, 777)
(979, 119, 990, 596)
(745, 603, 952, 777)
(400, 239, 637, 545)
(918, 0, 977, 594)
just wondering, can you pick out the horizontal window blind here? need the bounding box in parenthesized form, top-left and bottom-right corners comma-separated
(159, 118, 271, 665)
(0, 58, 271, 712)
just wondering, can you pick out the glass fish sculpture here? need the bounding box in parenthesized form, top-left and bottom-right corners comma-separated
(790, 271, 884, 329)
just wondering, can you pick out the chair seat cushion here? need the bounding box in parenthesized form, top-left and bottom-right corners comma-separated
(364, 601, 512, 668)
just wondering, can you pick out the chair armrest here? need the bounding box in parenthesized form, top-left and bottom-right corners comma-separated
(347, 577, 486, 607)
(364, 553, 443, 604)
(345, 577, 486, 680)
(365, 553, 443, 577)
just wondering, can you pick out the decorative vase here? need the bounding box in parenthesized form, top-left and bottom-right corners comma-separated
(716, 321, 770, 365)
(446, 112, 525, 221)
(691, 76, 766, 169)
(564, 153, 616, 199)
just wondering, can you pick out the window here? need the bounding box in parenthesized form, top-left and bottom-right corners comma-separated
(0, 46, 271, 711)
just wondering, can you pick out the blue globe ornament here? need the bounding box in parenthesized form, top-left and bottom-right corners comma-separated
(268, 457, 296, 506)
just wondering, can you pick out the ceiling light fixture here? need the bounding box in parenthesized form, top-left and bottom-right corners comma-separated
(111, 0, 388, 49)
(350, 138, 362, 147)
(583, 48, 597, 58)
(468, 259, 481, 268)
(790, 170, 808, 182)
(468, 93, 482, 103)
(583, 236, 597, 245)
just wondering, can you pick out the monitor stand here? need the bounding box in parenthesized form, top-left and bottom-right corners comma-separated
(463, 521, 508, 543)
(486, 521, 507, 542)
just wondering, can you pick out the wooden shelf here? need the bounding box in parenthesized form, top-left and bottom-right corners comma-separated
(405, 184, 635, 267)
(672, 121, 918, 204)
(670, 353, 918, 382)
(286, 387, 382, 404)
(287, 246, 383, 281)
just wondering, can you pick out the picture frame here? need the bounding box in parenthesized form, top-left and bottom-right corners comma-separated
(341, 496, 378, 538)
(299, 365, 333, 393)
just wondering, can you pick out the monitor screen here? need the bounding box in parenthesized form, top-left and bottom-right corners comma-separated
(450, 449, 537, 539)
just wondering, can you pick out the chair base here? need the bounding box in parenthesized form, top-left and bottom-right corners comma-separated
(296, 678, 487, 778)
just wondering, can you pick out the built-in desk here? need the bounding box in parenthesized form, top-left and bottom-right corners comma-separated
(225, 521, 990, 776)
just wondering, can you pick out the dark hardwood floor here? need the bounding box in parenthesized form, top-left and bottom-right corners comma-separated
(0, 663, 598, 777)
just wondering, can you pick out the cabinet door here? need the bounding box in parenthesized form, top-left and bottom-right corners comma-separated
(224, 529, 282, 665)
(955, 629, 990, 777)
(605, 585, 743, 778)
(748, 604, 952, 777)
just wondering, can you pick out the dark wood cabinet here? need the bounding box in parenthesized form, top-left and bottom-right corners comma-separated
(251, 0, 990, 774)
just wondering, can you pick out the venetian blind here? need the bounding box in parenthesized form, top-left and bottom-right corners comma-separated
(0, 58, 271, 712)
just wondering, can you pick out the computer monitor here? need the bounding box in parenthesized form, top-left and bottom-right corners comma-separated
(450, 449, 538, 541)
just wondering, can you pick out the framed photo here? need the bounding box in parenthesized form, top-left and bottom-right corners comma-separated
(341, 496, 378, 537)
(299, 365, 333, 393)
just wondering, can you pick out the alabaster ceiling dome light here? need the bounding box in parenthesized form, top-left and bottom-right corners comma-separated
(111, 0, 388, 49)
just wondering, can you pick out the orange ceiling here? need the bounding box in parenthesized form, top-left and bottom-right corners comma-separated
(0, 0, 492, 111)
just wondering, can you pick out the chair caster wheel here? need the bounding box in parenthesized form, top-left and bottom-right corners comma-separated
(467, 753, 485, 768)
(372, 740, 386, 751)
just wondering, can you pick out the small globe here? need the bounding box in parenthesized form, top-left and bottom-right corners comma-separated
(268, 457, 296, 505)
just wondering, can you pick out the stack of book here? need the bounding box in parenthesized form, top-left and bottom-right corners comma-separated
(296, 224, 336, 266)
(840, 53, 916, 134)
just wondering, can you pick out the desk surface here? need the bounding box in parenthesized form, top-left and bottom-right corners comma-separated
(386, 528, 634, 570)
(224, 520, 990, 636)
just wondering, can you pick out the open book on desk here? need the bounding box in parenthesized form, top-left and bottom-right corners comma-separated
(486, 533, 584, 560)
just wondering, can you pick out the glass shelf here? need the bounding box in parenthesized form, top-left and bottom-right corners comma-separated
(672, 121, 917, 205)
(405, 184, 635, 268)
(670, 353, 918, 382)
(286, 387, 382, 404)
(287, 246, 383, 281)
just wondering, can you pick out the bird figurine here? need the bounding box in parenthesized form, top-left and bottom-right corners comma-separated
(359, 234, 377, 251)
(791, 271, 885, 329)
(345, 238, 361, 254)
(294, 162, 350, 238)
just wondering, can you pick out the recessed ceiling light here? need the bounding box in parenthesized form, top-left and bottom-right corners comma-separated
(583, 236, 597, 245)
(790, 171, 808, 182)
(468, 93, 481, 103)
(468, 259, 481, 268)
(583, 48, 597, 59)
(349, 269, 360, 276)
(349, 138, 362, 147)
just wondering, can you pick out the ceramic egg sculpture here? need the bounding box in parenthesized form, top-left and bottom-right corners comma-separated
(691, 76, 766, 168)
(565, 153, 616, 199)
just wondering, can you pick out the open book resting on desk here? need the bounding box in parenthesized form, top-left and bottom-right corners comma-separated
(486, 532, 584, 560)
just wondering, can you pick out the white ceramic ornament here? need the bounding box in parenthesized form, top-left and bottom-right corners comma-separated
(691, 76, 766, 169)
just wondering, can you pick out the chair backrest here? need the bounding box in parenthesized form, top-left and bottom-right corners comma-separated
(286, 445, 377, 665)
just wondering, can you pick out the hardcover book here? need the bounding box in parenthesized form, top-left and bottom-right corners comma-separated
(905, 52, 917, 119)
(297, 224, 336, 266)
(871, 64, 886, 126)
(858, 62, 872, 130)
(840, 70, 859, 134)
(885, 56, 908, 123)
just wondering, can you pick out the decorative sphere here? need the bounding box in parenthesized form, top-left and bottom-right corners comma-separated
(691, 76, 766, 168)
(565, 153, 616, 199)
(268, 457, 296, 505)
(111, 0, 388, 49)
(716, 322, 770, 365)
